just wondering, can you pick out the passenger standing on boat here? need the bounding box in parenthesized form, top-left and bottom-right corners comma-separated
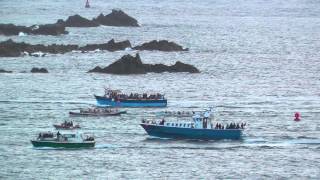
(57, 131, 61, 139)
(160, 119, 165, 125)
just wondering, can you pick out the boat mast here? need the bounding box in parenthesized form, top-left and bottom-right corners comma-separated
(85, 0, 90, 8)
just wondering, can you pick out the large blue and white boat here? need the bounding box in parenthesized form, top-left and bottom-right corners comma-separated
(95, 89, 167, 107)
(140, 110, 245, 140)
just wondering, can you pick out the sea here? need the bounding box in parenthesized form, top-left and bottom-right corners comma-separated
(0, 0, 320, 179)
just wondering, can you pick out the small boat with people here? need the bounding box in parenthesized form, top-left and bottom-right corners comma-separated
(53, 121, 80, 130)
(69, 106, 126, 116)
(140, 109, 245, 140)
(94, 88, 167, 107)
(31, 131, 95, 148)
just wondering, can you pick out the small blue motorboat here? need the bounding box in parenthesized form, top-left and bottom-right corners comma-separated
(140, 110, 245, 140)
(95, 89, 167, 107)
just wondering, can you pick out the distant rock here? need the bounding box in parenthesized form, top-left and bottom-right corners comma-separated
(79, 39, 131, 52)
(0, 24, 31, 36)
(0, 69, 12, 73)
(56, 14, 99, 27)
(0, 39, 133, 57)
(88, 53, 199, 74)
(30, 23, 68, 35)
(93, 9, 139, 27)
(133, 40, 188, 51)
(0, 23, 68, 36)
(31, 68, 48, 73)
(0, 39, 78, 57)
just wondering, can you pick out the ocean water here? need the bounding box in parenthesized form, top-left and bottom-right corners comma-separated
(0, 0, 320, 179)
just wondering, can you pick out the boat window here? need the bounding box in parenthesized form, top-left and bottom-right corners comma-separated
(172, 123, 174, 126)
(166, 123, 170, 126)
(176, 123, 178, 126)
(183, 124, 186, 127)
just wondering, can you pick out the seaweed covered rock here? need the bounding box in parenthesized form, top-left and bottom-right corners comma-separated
(133, 40, 188, 51)
(31, 68, 48, 73)
(88, 53, 199, 74)
(56, 14, 99, 27)
(0, 23, 67, 36)
(93, 9, 139, 27)
(0, 69, 13, 73)
(79, 39, 131, 52)
(0, 39, 78, 57)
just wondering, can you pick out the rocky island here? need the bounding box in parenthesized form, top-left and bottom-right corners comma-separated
(0, 39, 131, 57)
(92, 10, 139, 27)
(0, 39, 188, 57)
(30, 68, 48, 73)
(56, 15, 99, 27)
(0, 9, 138, 36)
(133, 40, 188, 51)
(88, 53, 199, 74)
(0, 23, 68, 36)
(0, 69, 12, 73)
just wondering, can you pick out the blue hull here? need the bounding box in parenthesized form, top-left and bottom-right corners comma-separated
(95, 95, 167, 107)
(140, 124, 242, 140)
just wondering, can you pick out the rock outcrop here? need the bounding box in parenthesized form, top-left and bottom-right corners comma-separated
(88, 53, 199, 74)
(79, 39, 131, 52)
(133, 40, 188, 51)
(0, 23, 68, 36)
(0, 24, 30, 36)
(56, 14, 99, 27)
(0, 69, 12, 73)
(30, 23, 68, 36)
(0, 39, 188, 57)
(93, 10, 139, 27)
(30, 68, 48, 73)
(0, 39, 133, 57)
(0, 9, 139, 36)
(0, 39, 78, 57)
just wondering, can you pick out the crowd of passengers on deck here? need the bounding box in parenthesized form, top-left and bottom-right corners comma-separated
(80, 108, 113, 113)
(38, 132, 54, 139)
(62, 121, 74, 127)
(214, 122, 246, 129)
(107, 92, 164, 100)
(142, 119, 246, 129)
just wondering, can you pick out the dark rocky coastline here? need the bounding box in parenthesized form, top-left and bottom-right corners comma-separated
(88, 53, 199, 74)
